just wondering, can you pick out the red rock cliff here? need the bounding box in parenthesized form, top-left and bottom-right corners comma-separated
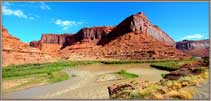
(59, 12, 190, 60)
(30, 26, 114, 49)
(63, 26, 114, 47)
(176, 39, 209, 57)
(8, 11, 191, 63)
(2, 26, 53, 66)
(98, 12, 175, 47)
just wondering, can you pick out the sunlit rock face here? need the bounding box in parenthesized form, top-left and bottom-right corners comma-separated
(94, 12, 188, 60)
(98, 12, 175, 47)
(2, 26, 53, 66)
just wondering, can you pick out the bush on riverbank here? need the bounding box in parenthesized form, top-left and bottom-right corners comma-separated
(116, 69, 139, 79)
(150, 60, 194, 71)
(109, 68, 209, 99)
(3, 61, 98, 79)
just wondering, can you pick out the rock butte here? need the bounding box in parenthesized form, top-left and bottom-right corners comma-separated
(3, 12, 197, 66)
(176, 39, 209, 57)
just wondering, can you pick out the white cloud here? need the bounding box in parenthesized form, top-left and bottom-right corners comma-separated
(40, 2, 51, 10)
(2, 5, 35, 20)
(182, 34, 204, 40)
(54, 19, 84, 30)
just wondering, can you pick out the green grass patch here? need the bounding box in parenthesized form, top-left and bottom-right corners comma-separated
(99, 59, 196, 65)
(116, 69, 139, 79)
(3, 60, 98, 79)
(47, 71, 69, 83)
(100, 60, 145, 64)
(150, 60, 195, 71)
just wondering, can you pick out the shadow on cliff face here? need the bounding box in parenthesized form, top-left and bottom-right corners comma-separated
(61, 26, 114, 49)
(97, 15, 135, 46)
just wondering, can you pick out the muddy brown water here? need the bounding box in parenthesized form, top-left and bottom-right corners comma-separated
(3, 63, 169, 99)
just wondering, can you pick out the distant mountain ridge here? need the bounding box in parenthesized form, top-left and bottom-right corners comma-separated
(176, 39, 209, 57)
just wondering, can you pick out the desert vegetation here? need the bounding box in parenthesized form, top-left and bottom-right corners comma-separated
(116, 69, 139, 79)
(130, 69, 208, 99)
(150, 60, 195, 71)
(108, 60, 209, 99)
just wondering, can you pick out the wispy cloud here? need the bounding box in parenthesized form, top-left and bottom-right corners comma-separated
(2, 6, 28, 19)
(40, 2, 51, 10)
(54, 19, 84, 30)
(181, 34, 205, 40)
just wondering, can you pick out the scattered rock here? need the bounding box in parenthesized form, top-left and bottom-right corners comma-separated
(164, 61, 208, 80)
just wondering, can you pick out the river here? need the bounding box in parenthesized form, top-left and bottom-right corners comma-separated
(2, 63, 169, 99)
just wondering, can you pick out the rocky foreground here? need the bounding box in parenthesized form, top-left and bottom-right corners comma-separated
(3, 12, 194, 66)
(108, 60, 209, 99)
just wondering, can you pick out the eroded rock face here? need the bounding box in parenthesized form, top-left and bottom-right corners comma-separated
(50, 12, 190, 60)
(98, 32, 189, 60)
(176, 40, 209, 57)
(40, 34, 72, 44)
(30, 26, 115, 49)
(94, 12, 189, 60)
(98, 12, 175, 46)
(76, 26, 114, 41)
(30, 34, 72, 47)
(2, 26, 53, 66)
(63, 26, 114, 47)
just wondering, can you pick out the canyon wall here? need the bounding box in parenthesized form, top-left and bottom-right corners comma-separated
(3, 11, 193, 66)
(59, 12, 190, 60)
(2, 27, 53, 66)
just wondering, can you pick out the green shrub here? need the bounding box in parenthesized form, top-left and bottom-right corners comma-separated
(117, 69, 139, 79)
(48, 71, 69, 83)
(161, 73, 166, 78)
(150, 60, 194, 71)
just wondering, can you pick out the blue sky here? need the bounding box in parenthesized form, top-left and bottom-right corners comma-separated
(2, 2, 209, 42)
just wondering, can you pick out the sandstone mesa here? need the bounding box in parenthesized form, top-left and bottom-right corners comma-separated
(3, 12, 208, 66)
